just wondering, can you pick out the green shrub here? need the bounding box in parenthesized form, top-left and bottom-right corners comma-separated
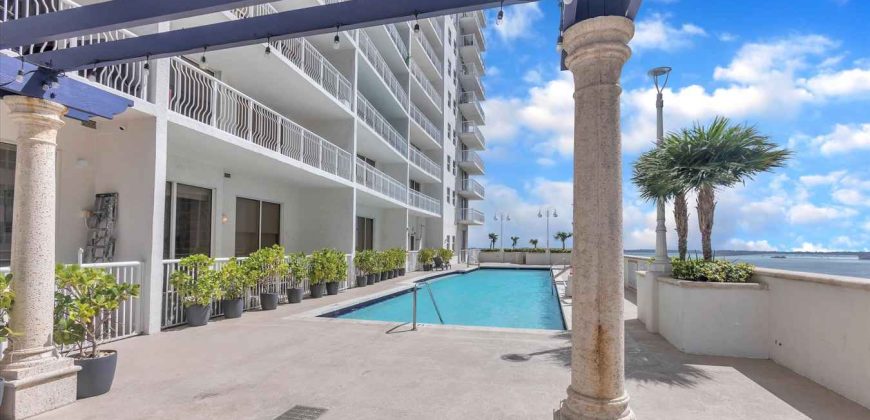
(417, 248, 436, 265)
(245, 245, 290, 293)
(310, 249, 347, 284)
(287, 252, 309, 288)
(437, 248, 453, 261)
(354, 250, 376, 275)
(170, 254, 220, 306)
(391, 248, 407, 270)
(0, 273, 14, 342)
(217, 257, 255, 300)
(671, 257, 754, 283)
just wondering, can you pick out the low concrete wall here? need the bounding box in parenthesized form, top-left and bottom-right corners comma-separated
(525, 252, 571, 265)
(478, 251, 526, 263)
(623, 255, 651, 290)
(478, 251, 569, 265)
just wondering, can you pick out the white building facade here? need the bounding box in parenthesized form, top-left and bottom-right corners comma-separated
(0, 2, 486, 333)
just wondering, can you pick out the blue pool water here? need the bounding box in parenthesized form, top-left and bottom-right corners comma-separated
(330, 269, 565, 330)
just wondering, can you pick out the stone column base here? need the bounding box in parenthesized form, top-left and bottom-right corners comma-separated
(1, 357, 80, 420)
(556, 388, 635, 420)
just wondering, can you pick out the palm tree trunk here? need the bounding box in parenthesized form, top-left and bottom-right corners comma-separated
(696, 185, 716, 260)
(674, 192, 689, 260)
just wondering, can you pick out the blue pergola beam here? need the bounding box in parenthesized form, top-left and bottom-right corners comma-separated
(24, 0, 535, 72)
(561, 0, 642, 31)
(0, 0, 283, 50)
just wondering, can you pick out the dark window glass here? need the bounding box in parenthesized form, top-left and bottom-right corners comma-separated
(174, 184, 212, 257)
(235, 197, 259, 257)
(356, 217, 374, 251)
(0, 143, 15, 266)
(260, 201, 281, 249)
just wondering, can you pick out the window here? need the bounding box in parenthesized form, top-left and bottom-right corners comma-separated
(234, 198, 280, 257)
(452, 235, 456, 251)
(452, 161, 457, 175)
(447, 187, 451, 200)
(448, 123, 452, 139)
(410, 179, 421, 192)
(0, 143, 15, 266)
(164, 182, 213, 258)
(447, 92, 452, 108)
(447, 155, 452, 169)
(356, 217, 375, 251)
(452, 190, 456, 205)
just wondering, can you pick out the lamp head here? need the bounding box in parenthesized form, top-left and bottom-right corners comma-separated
(553, 210, 558, 218)
(648, 66, 672, 92)
(538, 210, 543, 218)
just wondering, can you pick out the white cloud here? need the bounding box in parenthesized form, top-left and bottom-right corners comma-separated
(792, 242, 833, 252)
(863, 220, 870, 232)
(799, 170, 847, 187)
(809, 123, 870, 155)
(522, 69, 544, 84)
(492, 3, 543, 42)
(536, 157, 556, 167)
(832, 189, 870, 206)
(631, 14, 707, 52)
(718, 32, 738, 42)
(803, 68, 870, 98)
(480, 97, 523, 143)
(787, 203, 857, 224)
(726, 239, 778, 251)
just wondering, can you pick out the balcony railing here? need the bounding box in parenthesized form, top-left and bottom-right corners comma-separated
(460, 91, 485, 120)
(461, 122, 484, 144)
(386, 24, 408, 59)
(1, 0, 148, 100)
(408, 147, 441, 180)
(458, 208, 485, 224)
(430, 17, 444, 41)
(459, 10, 486, 28)
(409, 190, 441, 215)
(356, 93, 408, 157)
(169, 59, 353, 181)
(410, 103, 443, 145)
(460, 150, 485, 171)
(410, 60, 443, 110)
(460, 33, 486, 52)
(416, 31, 443, 77)
(460, 64, 486, 96)
(355, 158, 408, 203)
(358, 30, 409, 111)
(461, 178, 485, 198)
(231, 4, 353, 107)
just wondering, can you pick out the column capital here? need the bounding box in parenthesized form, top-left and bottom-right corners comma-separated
(563, 16, 634, 89)
(3, 95, 67, 135)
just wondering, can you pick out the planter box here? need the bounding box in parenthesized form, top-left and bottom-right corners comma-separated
(525, 252, 571, 265)
(654, 277, 769, 358)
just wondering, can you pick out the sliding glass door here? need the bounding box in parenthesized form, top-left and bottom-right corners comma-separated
(235, 198, 280, 257)
(0, 143, 15, 266)
(163, 182, 213, 258)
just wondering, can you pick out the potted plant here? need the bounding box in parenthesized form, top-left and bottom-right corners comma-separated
(372, 251, 385, 282)
(389, 249, 401, 277)
(438, 248, 454, 265)
(354, 250, 375, 287)
(54, 265, 140, 399)
(418, 248, 435, 271)
(309, 249, 336, 297)
(217, 258, 253, 319)
(326, 249, 348, 295)
(170, 254, 219, 326)
(395, 248, 408, 276)
(0, 272, 14, 402)
(245, 245, 289, 310)
(383, 250, 394, 280)
(286, 252, 308, 303)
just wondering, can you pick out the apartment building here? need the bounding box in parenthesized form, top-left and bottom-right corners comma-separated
(0, 2, 486, 330)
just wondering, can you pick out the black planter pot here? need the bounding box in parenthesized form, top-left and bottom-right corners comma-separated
(221, 298, 244, 319)
(74, 350, 117, 399)
(366, 274, 375, 285)
(373, 273, 381, 283)
(356, 275, 368, 287)
(310, 283, 325, 298)
(287, 287, 303, 304)
(185, 304, 211, 327)
(0, 377, 4, 403)
(326, 282, 339, 295)
(423, 264, 432, 271)
(393, 269, 399, 277)
(260, 292, 279, 310)
(399, 268, 406, 276)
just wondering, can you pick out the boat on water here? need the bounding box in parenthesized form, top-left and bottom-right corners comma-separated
(771, 255, 787, 259)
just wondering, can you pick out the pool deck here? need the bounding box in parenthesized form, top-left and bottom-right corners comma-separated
(35, 264, 870, 420)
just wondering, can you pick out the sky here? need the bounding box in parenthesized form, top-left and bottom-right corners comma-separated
(470, 0, 870, 252)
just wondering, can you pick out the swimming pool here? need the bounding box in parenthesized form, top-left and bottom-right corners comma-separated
(322, 268, 565, 330)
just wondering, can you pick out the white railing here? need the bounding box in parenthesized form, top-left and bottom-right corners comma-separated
(1, 0, 148, 100)
(459, 249, 481, 265)
(2, 261, 142, 344)
(460, 122, 485, 147)
(460, 91, 485, 120)
(169, 58, 353, 181)
(358, 30, 409, 110)
(460, 65, 486, 96)
(461, 178, 485, 198)
(161, 254, 355, 328)
(430, 17, 444, 41)
(410, 103, 443, 145)
(408, 147, 441, 180)
(386, 24, 408, 59)
(415, 31, 443, 76)
(410, 60, 443, 110)
(459, 208, 485, 224)
(461, 33, 485, 52)
(459, 10, 486, 29)
(408, 190, 441, 215)
(460, 150, 485, 172)
(355, 158, 408, 203)
(230, 4, 353, 106)
(356, 93, 408, 157)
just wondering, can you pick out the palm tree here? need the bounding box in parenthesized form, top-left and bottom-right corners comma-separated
(510, 236, 520, 249)
(488, 233, 498, 249)
(529, 239, 539, 249)
(554, 232, 572, 250)
(662, 116, 790, 260)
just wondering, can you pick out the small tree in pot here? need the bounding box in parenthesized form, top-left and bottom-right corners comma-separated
(54, 265, 140, 399)
(394, 248, 408, 276)
(286, 253, 308, 303)
(373, 251, 387, 282)
(354, 250, 375, 287)
(438, 248, 454, 266)
(170, 254, 219, 326)
(418, 248, 435, 271)
(217, 258, 254, 319)
(310, 249, 343, 297)
(327, 249, 349, 295)
(245, 245, 289, 310)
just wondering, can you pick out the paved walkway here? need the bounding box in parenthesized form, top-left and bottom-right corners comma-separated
(36, 267, 870, 419)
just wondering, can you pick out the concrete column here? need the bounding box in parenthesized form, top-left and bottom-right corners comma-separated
(1, 96, 79, 419)
(558, 16, 635, 420)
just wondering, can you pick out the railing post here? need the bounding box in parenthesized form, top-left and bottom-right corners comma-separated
(412, 285, 418, 331)
(210, 81, 218, 126)
(247, 102, 253, 141)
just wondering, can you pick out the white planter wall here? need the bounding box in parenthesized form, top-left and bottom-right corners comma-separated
(477, 252, 571, 265)
(525, 252, 571, 265)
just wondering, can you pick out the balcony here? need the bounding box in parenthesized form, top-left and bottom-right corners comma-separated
(459, 178, 485, 200)
(459, 122, 486, 150)
(459, 34, 485, 77)
(458, 150, 485, 175)
(410, 59, 443, 114)
(459, 91, 485, 124)
(408, 190, 441, 216)
(355, 158, 407, 204)
(459, 64, 485, 98)
(168, 59, 353, 181)
(458, 208, 485, 225)
(358, 30, 409, 112)
(356, 93, 408, 160)
(410, 103, 443, 149)
(408, 147, 441, 182)
(459, 10, 487, 38)
(413, 29, 443, 82)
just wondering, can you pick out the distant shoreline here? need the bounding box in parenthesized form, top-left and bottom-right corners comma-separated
(624, 249, 869, 257)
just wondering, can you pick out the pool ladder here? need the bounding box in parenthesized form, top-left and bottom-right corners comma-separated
(412, 282, 444, 330)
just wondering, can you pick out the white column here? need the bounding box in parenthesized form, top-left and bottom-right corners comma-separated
(652, 90, 671, 273)
(558, 16, 636, 420)
(1, 96, 79, 419)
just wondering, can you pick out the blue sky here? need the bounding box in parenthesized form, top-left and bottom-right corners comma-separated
(470, 0, 870, 252)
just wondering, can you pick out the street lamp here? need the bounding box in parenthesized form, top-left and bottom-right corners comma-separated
(648, 66, 672, 273)
(493, 213, 510, 250)
(538, 208, 558, 265)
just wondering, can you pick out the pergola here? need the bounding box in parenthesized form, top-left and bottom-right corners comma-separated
(0, 1, 641, 418)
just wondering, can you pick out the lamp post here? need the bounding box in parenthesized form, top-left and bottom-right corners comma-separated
(494, 212, 510, 262)
(538, 208, 558, 265)
(648, 66, 672, 273)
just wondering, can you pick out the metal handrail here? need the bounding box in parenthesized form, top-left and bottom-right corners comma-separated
(410, 60, 443, 110)
(412, 282, 444, 330)
(356, 92, 408, 156)
(415, 30, 443, 76)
